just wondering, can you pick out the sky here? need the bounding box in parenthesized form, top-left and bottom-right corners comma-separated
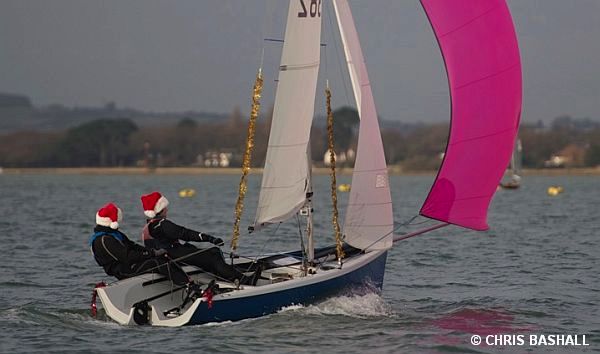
(1, 0, 598, 124)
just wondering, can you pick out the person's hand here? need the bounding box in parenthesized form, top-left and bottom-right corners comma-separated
(201, 233, 225, 246)
(153, 248, 168, 257)
(212, 237, 225, 246)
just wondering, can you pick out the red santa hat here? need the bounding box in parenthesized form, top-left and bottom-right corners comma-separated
(141, 191, 169, 218)
(96, 203, 123, 229)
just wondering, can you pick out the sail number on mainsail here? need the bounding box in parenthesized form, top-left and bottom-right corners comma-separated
(298, 0, 321, 18)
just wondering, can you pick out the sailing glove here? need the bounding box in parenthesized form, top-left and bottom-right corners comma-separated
(201, 233, 224, 246)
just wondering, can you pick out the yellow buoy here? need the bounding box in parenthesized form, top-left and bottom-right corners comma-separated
(178, 188, 196, 198)
(338, 184, 351, 192)
(547, 186, 563, 196)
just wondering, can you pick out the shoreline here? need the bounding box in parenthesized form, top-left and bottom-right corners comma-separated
(1, 166, 599, 176)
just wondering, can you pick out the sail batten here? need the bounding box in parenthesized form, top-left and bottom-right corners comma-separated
(351, 167, 388, 173)
(267, 141, 309, 148)
(419, 0, 522, 231)
(279, 61, 319, 71)
(253, 0, 322, 228)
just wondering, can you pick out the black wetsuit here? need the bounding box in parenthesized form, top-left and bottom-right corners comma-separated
(91, 225, 189, 285)
(143, 218, 247, 283)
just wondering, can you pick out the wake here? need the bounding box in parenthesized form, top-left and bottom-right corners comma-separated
(279, 292, 394, 319)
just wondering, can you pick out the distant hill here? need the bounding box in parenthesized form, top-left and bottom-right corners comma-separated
(0, 93, 32, 108)
(311, 112, 427, 134)
(1, 93, 431, 135)
(0, 93, 228, 134)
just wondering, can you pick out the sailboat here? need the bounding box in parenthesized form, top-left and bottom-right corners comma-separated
(500, 138, 523, 189)
(93, 0, 521, 326)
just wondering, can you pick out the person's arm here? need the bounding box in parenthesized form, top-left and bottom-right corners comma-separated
(118, 234, 155, 263)
(95, 235, 152, 264)
(161, 219, 223, 245)
(123, 234, 149, 252)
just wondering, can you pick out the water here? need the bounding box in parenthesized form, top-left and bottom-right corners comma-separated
(1, 173, 598, 353)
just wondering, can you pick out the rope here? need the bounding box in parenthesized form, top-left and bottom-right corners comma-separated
(361, 215, 446, 252)
(395, 215, 420, 228)
(235, 222, 281, 274)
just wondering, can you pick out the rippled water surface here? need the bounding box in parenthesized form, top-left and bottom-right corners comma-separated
(1, 173, 598, 353)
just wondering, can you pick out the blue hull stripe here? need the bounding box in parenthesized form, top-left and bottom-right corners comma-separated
(188, 251, 388, 325)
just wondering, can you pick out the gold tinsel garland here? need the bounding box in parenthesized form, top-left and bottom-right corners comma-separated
(326, 87, 345, 261)
(231, 69, 263, 253)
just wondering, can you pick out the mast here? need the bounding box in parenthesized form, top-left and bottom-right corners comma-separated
(303, 141, 314, 264)
(515, 138, 523, 176)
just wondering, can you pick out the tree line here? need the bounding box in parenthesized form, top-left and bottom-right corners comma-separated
(0, 108, 599, 169)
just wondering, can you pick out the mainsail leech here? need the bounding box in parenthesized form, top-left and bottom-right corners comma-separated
(419, 0, 522, 231)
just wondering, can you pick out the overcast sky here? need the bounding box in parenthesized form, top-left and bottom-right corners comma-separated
(1, 0, 598, 123)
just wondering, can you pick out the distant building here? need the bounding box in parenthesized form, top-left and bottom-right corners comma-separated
(544, 155, 566, 168)
(323, 149, 345, 166)
(204, 151, 232, 167)
(544, 143, 587, 168)
(323, 148, 355, 166)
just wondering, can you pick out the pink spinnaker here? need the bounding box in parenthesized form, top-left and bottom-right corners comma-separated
(419, 0, 522, 230)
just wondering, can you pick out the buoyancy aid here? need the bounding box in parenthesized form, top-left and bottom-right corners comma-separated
(89, 230, 124, 256)
(141, 219, 158, 243)
(89, 230, 127, 277)
(89, 230, 124, 246)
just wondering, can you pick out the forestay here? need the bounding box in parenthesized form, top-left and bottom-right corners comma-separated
(254, 0, 323, 228)
(419, 0, 522, 230)
(333, 0, 394, 251)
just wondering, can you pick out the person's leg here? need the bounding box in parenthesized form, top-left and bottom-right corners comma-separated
(169, 244, 246, 282)
(131, 257, 189, 286)
(194, 247, 263, 285)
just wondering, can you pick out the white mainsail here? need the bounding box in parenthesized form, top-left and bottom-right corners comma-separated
(254, 0, 323, 228)
(333, 0, 394, 250)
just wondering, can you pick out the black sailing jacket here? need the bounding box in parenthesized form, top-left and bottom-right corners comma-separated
(91, 225, 154, 279)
